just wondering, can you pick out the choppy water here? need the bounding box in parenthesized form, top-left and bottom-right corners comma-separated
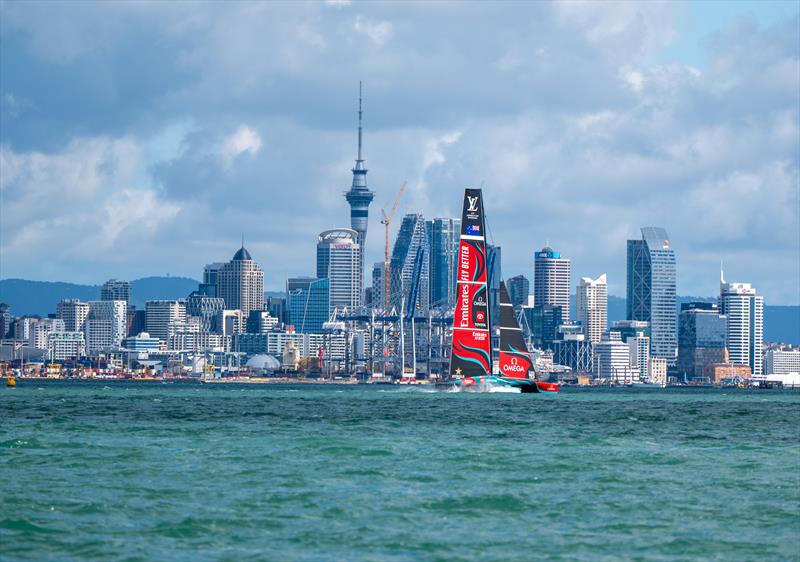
(1, 382, 798, 561)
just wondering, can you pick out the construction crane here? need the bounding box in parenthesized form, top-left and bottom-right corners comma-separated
(381, 180, 406, 309)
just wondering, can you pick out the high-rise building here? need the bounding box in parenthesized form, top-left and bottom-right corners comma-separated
(0, 303, 13, 339)
(506, 275, 530, 309)
(595, 331, 638, 383)
(534, 246, 571, 320)
(216, 246, 264, 316)
(552, 325, 593, 374)
(101, 279, 131, 306)
(85, 300, 127, 353)
(719, 276, 764, 376)
(627, 331, 651, 381)
(30, 318, 65, 350)
(287, 277, 330, 334)
(344, 84, 374, 305)
(389, 213, 429, 313)
(371, 262, 385, 310)
(56, 299, 90, 332)
(576, 274, 607, 344)
(523, 304, 563, 350)
(626, 227, 676, 365)
(145, 300, 187, 343)
(316, 229, 362, 311)
(186, 292, 225, 333)
(201, 262, 225, 297)
(426, 218, 461, 310)
(47, 331, 85, 361)
(677, 302, 727, 380)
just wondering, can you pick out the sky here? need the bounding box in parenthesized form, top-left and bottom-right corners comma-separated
(0, 0, 798, 304)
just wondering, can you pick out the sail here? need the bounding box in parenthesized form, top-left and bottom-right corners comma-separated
(449, 188, 492, 377)
(498, 281, 533, 379)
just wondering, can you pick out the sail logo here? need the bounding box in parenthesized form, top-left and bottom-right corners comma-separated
(466, 224, 480, 235)
(467, 196, 479, 212)
(502, 356, 526, 374)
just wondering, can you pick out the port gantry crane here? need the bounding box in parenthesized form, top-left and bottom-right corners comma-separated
(380, 180, 406, 309)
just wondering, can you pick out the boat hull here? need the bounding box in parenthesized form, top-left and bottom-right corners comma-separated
(440, 376, 558, 394)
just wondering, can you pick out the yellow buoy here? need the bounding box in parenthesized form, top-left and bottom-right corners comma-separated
(6, 377, 16, 388)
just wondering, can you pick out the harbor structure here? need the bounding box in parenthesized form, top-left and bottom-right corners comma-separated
(534, 246, 571, 320)
(719, 276, 764, 377)
(677, 302, 727, 381)
(316, 229, 362, 311)
(426, 217, 461, 310)
(626, 227, 677, 365)
(101, 279, 131, 306)
(216, 246, 264, 316)
(576, 274, 607, 344)
(344, 83, 374, 305)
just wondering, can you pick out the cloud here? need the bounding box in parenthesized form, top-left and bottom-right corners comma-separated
(353, 15, 393, 45)
(220, 125, 263, 166)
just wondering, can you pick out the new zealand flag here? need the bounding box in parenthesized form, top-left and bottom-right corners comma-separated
(466, 224, 480, 235)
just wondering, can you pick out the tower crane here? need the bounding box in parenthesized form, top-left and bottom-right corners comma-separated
(381, 180, 406, 309)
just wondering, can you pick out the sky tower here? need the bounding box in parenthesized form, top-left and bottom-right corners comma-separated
(344, 82, 374, 305)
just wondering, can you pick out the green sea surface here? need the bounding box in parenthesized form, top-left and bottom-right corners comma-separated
(1, 382, 798, 561)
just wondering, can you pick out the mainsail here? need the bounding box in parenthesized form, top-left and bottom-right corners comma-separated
(449, 188, 492, 377)
(498, 281, 533, 379)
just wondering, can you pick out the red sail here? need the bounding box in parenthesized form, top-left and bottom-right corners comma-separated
(449, 188, 492, 378)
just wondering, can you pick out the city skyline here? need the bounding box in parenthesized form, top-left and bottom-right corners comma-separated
(1, 2, 798, 304)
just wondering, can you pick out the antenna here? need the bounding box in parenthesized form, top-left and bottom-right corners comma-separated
(241, 232, 245, 248)
(357, 81, 363, 162)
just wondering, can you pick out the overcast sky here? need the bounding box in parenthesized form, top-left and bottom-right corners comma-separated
(1, 0, 798, 303)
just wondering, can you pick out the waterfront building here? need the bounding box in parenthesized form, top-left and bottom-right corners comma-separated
(628, 331, 651, 381)
(523, 304, 563, 350)
(534, 246, 571, 320)
(0, 303, 13, 339)
(287, 277, 330, 334)
(719, 276, 764, 377)
(576, 274, 607, 344)
(595, 331, 638, 383)
(677, 302, 727, 381)
(187, 291, 225, 333)
(47, 331, 85, 361)
(145, 300, 187, 343)
(316, 229, 362, 311)
(389, 213, 430, 313)
(122, 332, 161, 351)
(765, 348, 800, 375)
(426, 218, 461, 309)
(216, 246, 265, 316)
(649, 357, 668, 385)
(344, 84, 374, 305)
(101, 279, 131, 306)
(30, 318, 65, 349)
(626, 227, 676, 365)
(13, 317, 40, 343)
(57, 299, 90, 332)
(704, 348, 752, 384)
(506, 275, 530, 309)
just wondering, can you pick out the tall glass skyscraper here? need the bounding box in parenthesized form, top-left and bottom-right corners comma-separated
(719, 277, 764, 376)
(389, 213, 429, 313)
(534, 246, 571, 321)
(626, 227, 676, 365)
(426, 217, 460, 310)
(316, 229, 361, 311)
(287, 277, 330, 334)
(677, 302, 726, 380)
(506, 275, 530, 308)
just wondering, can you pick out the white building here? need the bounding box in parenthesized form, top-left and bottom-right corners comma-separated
(145, 300, 187, 343)
(649, 357, 668, 385)
(595, 331, 638, 383)
(85, 300, 127, 353)
(218, 309, 245, 337)
(32, 318, 65, 349)
(719, 277, 764, 377)
(576, 274, 607, 344)
(216, 246, 265, 316)
(48, 331, 86, 361)
(765, 348, 800, 375)
(628, 331, 650, 381)
(57, 299, 90, 332)
(317, 229, 362, 311)
(534, 246, 571, 320)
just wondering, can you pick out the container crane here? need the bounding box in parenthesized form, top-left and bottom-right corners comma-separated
(381, 180, 406, 309)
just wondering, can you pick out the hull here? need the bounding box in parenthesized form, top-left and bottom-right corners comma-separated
(441, 376, 558, 394)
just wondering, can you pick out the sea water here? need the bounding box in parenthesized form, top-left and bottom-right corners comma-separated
(1, 382, 798, 561)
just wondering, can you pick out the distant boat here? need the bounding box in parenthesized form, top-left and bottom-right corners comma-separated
(445, 188, 557, 395)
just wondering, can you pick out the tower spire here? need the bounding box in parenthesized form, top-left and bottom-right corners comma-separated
(357, 80, 363, 162)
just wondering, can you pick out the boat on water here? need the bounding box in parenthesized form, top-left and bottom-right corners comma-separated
(443, 188, 558, 395)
